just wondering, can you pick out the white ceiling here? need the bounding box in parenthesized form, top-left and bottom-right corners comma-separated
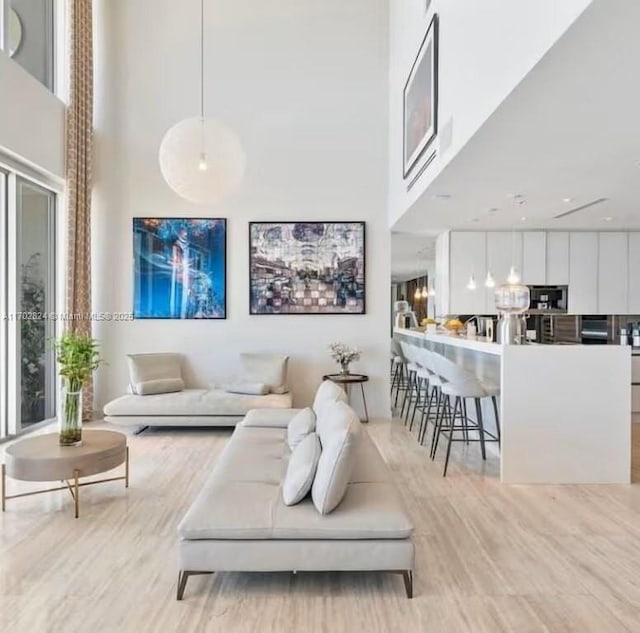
(392, 0, 640, 233)
(391, 232, 437, 282)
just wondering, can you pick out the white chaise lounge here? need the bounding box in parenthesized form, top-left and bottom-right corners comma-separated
(103, 352, 293, 428)
(176, 382, 415, 599)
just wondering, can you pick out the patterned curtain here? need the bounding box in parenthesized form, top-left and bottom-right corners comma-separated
(66, 0, 94, 420)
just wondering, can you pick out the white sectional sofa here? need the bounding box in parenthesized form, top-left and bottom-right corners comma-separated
(104, 388, 292, 427)
(103, 352, 293, 428)
(176, 384, 415, 599)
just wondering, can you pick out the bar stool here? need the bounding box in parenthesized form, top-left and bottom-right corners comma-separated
(399, 343, 420, 424)
(390, 339, 406, 405)
(412, 348, 445, 447)
(429, 352, 500, 476)
(408, 350, 433, 432)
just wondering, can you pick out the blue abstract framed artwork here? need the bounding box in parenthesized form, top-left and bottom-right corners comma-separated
(133, 218, 226, 319)
(249, 221, 366, 315)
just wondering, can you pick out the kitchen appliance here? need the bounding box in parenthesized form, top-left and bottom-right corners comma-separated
(580, 315, 609, 344)
(620, 328, 629, 346)
(393, 300, 418, 330)
(486, 319, 494, 342)
(495, 283, 530, 345)
(527, 285, 568, 313)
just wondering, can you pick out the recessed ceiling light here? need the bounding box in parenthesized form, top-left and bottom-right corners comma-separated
(562, 197, 573, 203)
(468, 217, 480, 223)
(602, 216, 614, 222)
(520, 216, 527, 221)
(487, 207, 499, 213)
(433, 193, 451, 200)
(507, 193, 524, 200)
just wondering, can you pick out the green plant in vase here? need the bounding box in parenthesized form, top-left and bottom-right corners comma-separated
(54, 333, 103, 446)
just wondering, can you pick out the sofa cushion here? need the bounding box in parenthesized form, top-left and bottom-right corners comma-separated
(127, 353, 184, 395)
(103, 388, 293, 417)
(312, 403, 361, 515)
(177, 427, 413, 540)
(312, 380, 347, 416)
(273, 482, 414, 539)
(282, 433, 321, 506)
(223, 382, 269, 396)
(287, 407, 316, 450)
(240, 353, 289, 394)
(241, 408, 302, 428)
(135, 378, 184, 396)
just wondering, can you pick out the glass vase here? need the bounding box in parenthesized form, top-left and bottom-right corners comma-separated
(340, 361, 350, 375)
(60, 384, 82, 446)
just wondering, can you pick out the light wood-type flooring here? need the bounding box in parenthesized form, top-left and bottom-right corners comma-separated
(1, 418, 640, 633)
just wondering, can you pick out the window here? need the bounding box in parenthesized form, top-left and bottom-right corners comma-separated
(16, 179, 56, 430)
(1, 0, 55, 91)
(0, 169, 57, 437)
(0, 170, 6, 439)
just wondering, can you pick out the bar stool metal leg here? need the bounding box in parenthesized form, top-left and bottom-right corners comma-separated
(491, 396, 501, 447)
(474, 398, 487, 460)
(443, 396, 462, 476)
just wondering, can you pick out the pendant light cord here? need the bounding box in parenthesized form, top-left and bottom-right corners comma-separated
(200, 0, 205, 121)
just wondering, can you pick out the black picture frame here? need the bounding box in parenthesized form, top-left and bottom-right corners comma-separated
(249, 221, 366, 315)
(132, 217, 227, 320)
(403, 13, 439, 179)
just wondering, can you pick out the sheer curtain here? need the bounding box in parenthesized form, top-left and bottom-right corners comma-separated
(65, 0, 94, 420)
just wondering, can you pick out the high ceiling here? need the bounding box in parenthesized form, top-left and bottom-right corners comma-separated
(392, 0, 640, 234)
(391, 232, 437, 283)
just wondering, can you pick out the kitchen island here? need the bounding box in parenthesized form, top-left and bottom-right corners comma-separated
(395, 328, 631, 484)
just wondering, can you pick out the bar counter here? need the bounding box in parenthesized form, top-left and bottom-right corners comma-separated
(394, 328, 631, 484)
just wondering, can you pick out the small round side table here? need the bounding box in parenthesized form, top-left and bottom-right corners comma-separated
(1, 430, 129, 518)
(322, 373, 370, 423)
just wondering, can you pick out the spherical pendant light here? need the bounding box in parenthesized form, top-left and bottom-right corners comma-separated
(159, 0, 244, 205)
(159, 117, 245, 205)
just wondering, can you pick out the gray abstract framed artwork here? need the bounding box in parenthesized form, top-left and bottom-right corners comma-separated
(403, 13, 438, 178)
(249, 222, 366, 315)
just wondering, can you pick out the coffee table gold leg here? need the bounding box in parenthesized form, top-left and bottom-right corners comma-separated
(2, 464, 5, 512)
(125, 446, 129, 489)
(73, 469, 79, 519)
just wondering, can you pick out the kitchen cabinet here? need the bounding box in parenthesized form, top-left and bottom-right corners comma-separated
(485, 232, 522, 313)
(546, 232, 569, 285)
(568, 232, 598, 314)
(437, 229, 640, 317)
(628, 233, 640, 313)
(598, 233, 628, 314)
(449, 232, 487, 315)
(522, 232, 546, 285)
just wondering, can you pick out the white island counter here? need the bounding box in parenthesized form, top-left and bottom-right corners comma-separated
(395, 328, 631, 484)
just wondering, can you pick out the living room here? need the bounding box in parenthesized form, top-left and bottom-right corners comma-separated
(2, 1, 640, 632)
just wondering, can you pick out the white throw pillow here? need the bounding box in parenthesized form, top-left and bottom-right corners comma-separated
(311, 402, 361, 514)
(127, 353, 184, 395)
(223, 382, 269, 396)
(240, 353, 289, 394)
(287, 407, 316, 450)
(282, 433, 321, 506)
(136, 378, 184, 395)
(312, 380, 347, 416)
(315, 399, 361, 449)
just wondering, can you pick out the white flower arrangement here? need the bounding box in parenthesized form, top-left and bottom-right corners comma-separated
(328, 342, 361, 367)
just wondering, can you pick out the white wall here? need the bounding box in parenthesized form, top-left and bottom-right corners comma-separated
(388, 0, 592, 226)
(93, 0, 391, 416)
(0, 51, 64, 177)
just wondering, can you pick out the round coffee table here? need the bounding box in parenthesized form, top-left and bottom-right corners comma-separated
(1, 430, 129, 518)
(322, 373, 370, 422)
